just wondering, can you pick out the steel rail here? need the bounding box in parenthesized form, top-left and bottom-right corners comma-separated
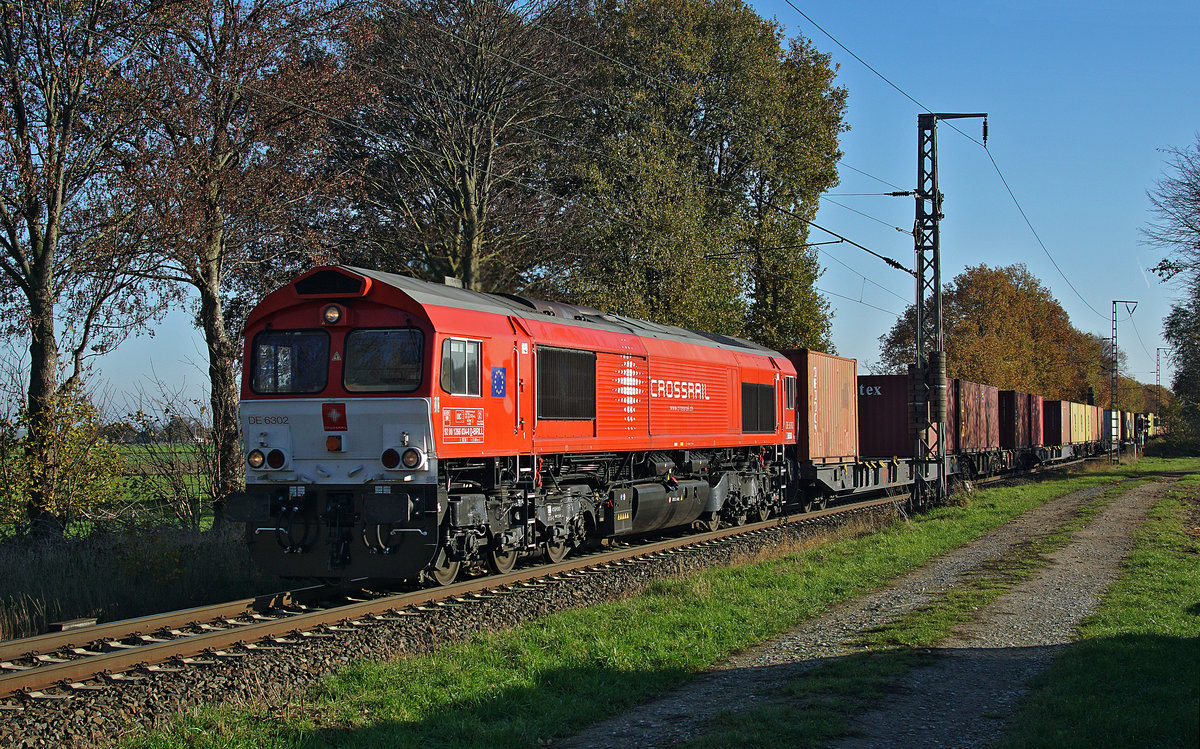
(0, 586, 337, 663)
(971, 458, 1089, 488)
(0, 495, 901, 700)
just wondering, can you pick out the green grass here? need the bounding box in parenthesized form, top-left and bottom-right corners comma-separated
(129, 466, 1148, 748)
(997, 474, 1200, 748)
(1098, 454, 1200, 475)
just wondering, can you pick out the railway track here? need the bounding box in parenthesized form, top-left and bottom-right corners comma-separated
(0, 495, 901, 703)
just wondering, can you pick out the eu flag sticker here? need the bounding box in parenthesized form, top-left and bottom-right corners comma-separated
(490, 366, 507, 397)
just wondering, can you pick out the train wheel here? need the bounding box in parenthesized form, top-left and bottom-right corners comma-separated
(428, 547, 460, 586)
(817, 494, 829, 511)
(696, 513, 720, 532)
(543, 538, 569, 564)
(802, 496, 816, 513)
(487, 546, 518, 575)
(755, 505, 772, 522)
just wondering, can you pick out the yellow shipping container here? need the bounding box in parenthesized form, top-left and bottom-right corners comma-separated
(1069, 401, 1090, 444)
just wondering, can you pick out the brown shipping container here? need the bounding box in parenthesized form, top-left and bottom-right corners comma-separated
(857, 375, 909, 458)
(999, 390, 1032, 448)
(780, 349, 858, 463)
(1042, 400, 1071, 446)
(956, 379, 1000, 451)
(858, 374, 956, 458)
(944, 378, 958, 455)
(1030, 394, 1044, 447)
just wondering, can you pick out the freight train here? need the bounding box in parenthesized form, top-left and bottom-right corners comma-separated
(226, 266, 1152, 584)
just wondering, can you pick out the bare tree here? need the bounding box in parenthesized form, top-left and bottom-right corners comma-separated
(339, 0, 592, 291)
(1146, 135, 1200, 283)
(0, 0, 167, 534)
(1146, 135, 1200, 432)
(119, 0, 359, 524)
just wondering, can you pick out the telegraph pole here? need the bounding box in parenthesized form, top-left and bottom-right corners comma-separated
(1110, 300, 1137, 463)
(912, 112, 986, 508)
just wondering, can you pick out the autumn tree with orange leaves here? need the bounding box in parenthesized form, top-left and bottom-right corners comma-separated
(878, 264, 1122, 403)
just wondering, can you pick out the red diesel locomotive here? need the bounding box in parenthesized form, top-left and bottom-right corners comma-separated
(229, 266, 799, 584)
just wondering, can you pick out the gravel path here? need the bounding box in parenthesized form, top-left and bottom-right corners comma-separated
(555, 479, 1166, 749)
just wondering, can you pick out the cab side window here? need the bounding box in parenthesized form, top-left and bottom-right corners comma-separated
(440, 338, 481, 395)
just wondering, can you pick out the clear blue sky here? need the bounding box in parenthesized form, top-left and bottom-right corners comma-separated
(749, 0, 1197, 385)
(88, 0, 1198, 408)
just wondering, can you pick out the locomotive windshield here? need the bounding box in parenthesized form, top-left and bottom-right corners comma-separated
(344, 328, 424, 392)
(252, 330, 329, 394)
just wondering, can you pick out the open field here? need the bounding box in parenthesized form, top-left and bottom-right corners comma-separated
(128, 458, 1200, 748)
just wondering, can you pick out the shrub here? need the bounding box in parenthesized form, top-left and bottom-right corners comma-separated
(0, 380, 128, 534)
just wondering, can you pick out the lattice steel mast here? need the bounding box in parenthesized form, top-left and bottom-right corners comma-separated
(1110, 300, 1137, 462)
(912, 113, 986, 508)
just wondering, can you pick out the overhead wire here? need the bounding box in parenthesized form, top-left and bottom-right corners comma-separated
(783, 0, 1110, 321)
(1127, 313, 1155, 360)
(820, 195, 911, 234)
(706, 247, 906, 319)
(704, 238, 909, 305)
(817, 285, 902, 317)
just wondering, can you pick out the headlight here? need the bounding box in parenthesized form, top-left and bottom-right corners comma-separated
(266, 449, 286, 469)
(400, 447, 423, 469)
(247, 449, 265, 468)
(321, 304, 342, 324)
(382, 446, 424, 470)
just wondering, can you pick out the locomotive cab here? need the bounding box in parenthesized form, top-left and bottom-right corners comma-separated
(228, 267, 444, 581)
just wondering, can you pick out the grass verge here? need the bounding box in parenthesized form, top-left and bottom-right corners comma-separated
(128, 467, 1144, 748)
(997, 473, 1200, 748)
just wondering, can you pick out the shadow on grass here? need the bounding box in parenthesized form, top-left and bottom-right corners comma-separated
(285, 634, 1197, 749)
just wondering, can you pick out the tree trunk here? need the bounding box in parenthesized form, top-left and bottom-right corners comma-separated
(198, 280, 242, 528)
(25, 267, 63, 538)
